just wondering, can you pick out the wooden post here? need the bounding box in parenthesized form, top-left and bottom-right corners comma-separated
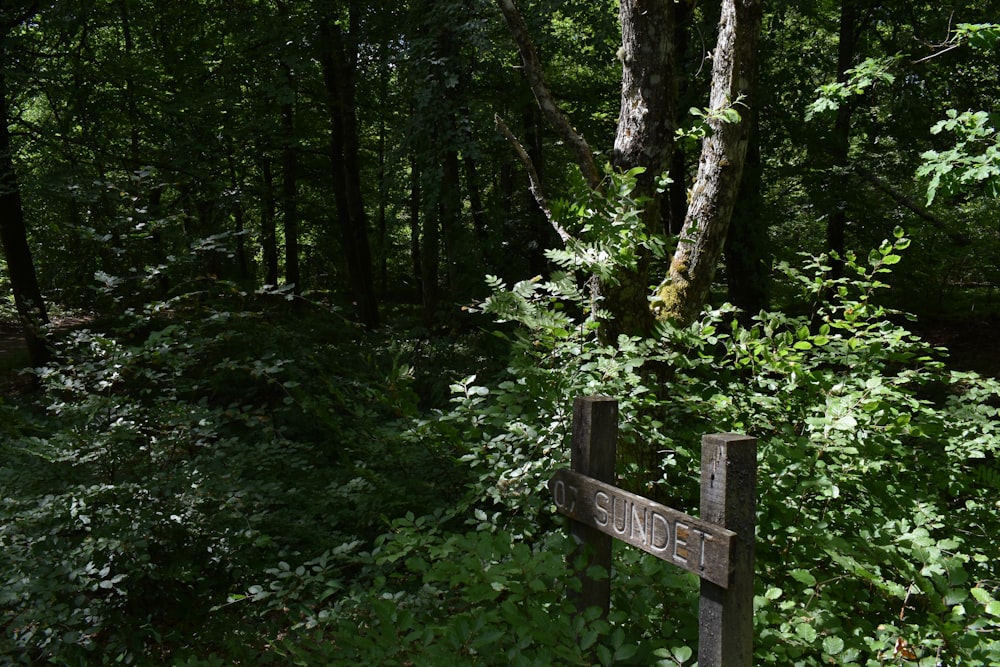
(698, 433, 757, 667)
(569, 396, 617, 618)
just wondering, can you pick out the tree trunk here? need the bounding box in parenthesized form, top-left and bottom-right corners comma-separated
(653, 0, 763, 325)
(376, 104, 388, 294)
(827, 0, 860, 279)
(420, 179, 440, 328)
(118, 0, 140, 172)
(724, 114, 769, 317)
(410, 153, 422, 292)
(664, 1, 696, 237)
(280, 69, 300, 291)
(318, 4, 380, 327)
(259, 155, 279, 286)
(0, 68, 51, 367)
(227, 147, 250, 280)
(603, 0, 679, 339)
(464, 156, 489, 262)
(441, 148, 461, 297)
(613, 0, 677, 201)
(520, 102, 553, 277)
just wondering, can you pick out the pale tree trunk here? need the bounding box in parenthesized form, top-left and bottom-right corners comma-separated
(604, 0, 678, 338)
(496, 0, 677, 338)
(653, 0, 763, 325)
(612, 0, 677, 201)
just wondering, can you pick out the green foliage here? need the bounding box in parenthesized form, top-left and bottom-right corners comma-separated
(331, 224, 999, 666)
(953, 22, 1000, 50)
(676, 96, 747, 150)
(547, 166, 670, 283)
(805, 56, 900, 120)
(0, 282, 462, 663)
(918, 109, 1000, 205)
(4, 1, 1000, 664)
(916, 22, 1000, 206)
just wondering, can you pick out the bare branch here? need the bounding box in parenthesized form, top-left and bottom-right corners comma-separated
(494, 114, 573, 245)
(911, 42, 960, 64)
(494, 0, 602, 191)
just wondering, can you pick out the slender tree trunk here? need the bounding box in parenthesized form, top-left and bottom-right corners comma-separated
(420, 178, 440, 327)
(318, 4, 380, 327)
(665, 0, 695, 236)
(521, 102, 552, 277)
(227, 148, 249, 280)
(464, 156, 489, 261)
(118, 0, 140, 172)
(410, 153, 422, 292)
(0, 68, 50, 367)
(280, 68, 300, 291)
(827, 0, 859, 278)
(259, 155, 279, 286)
(724, 114, 769, 317)
(376, 105, 388, 293)
(441, 148, 461, 297)
(653, 0, 763, 324)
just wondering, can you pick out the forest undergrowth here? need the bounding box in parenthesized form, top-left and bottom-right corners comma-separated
(1, 237, 1000, 666)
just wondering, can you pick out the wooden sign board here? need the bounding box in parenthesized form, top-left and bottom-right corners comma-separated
(548, 468, 735, 588)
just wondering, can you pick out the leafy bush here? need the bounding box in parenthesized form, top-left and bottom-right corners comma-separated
(0, 284, 463, 663)
(3, 202, 999, 665)
(273, 225, 1000, 665)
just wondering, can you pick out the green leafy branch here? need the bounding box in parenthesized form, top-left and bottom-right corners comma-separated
(917, 109, 1000, 205)
(805, 56, 900, 120)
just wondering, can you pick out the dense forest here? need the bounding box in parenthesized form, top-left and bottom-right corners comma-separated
(1, 0, 999, 664)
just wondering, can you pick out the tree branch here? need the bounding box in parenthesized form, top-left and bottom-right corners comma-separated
(494, 0, 602, 191)
(495, 114, 573, 245)
(853, 164, 970, 245)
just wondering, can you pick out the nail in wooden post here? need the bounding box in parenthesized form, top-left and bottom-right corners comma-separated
(570, 396, 617, 618)
(698, 433, 756, 667)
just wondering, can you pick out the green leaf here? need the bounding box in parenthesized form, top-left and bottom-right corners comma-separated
(672, 645, 693, 663)
(823, 636, 845, 655)
(971, 587, 989, 602)
(796, 622, 818, 643)
(790, 568, 817, 587)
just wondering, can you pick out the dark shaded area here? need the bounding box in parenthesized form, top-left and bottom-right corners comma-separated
(912, 316, 1000, 378)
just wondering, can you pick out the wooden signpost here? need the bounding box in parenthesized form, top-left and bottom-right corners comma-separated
(549, 396, 757, 667)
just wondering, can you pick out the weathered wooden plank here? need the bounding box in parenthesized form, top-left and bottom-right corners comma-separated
(698, 433, 757, 667)
(568, 396, 617, 617)
(548, 468, 736, 588)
